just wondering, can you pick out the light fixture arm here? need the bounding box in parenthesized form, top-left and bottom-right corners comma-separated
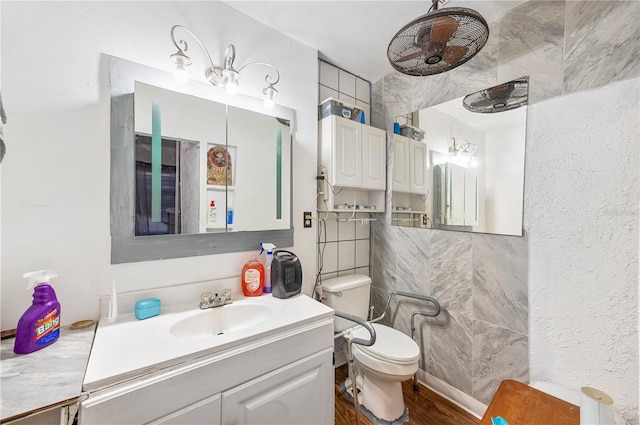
(237, 62, 281, 86)
(169, 25, 281, 108)
(170, 25, 218, 76)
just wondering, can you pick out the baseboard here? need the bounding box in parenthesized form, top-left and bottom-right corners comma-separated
(415, 369, 487, 419)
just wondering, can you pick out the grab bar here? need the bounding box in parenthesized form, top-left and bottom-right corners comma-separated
(334, 311, 376, 425)
(370, 290, 441, 324)
(334, 311, 376, 347)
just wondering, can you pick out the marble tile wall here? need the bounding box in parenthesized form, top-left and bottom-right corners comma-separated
(371, 0, 639, 405)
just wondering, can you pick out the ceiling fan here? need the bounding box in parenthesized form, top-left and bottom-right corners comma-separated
(387, 0, 490, 76)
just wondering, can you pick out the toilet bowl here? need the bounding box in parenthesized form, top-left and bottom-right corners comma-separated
(350, 323, 420, 422)
(321, 274, 421, 423)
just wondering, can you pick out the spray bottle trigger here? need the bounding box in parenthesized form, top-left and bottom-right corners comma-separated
(23, 270, 58, 290)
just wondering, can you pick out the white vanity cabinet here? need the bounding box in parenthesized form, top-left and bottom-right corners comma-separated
(318, 115, 386, 212)
(393, 134, 427, 195)
(79, 317, 334, 425)
(221, 350, 332, 424)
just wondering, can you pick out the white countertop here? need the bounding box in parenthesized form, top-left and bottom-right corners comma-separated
(1, 324, 96, 422)
(83, 293, 334, 392)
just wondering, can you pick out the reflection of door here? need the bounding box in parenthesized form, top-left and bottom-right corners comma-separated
(434, 162, 479, 227)
(464, 171, 479, 226)
(446, 163, 465, 225)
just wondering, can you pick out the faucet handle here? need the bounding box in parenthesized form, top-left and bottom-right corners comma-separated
(201, 291, 213, 304)
(221, 288, 232, 301)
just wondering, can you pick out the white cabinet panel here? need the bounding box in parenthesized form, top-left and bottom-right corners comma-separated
(362, 125, 386, 190)
(393, 135, 427, 196)
(319, 115, 386, 212)
(221, 350, 333, 425)
(334, 118, 362, 187)
(410, 139, 428, 195)
(393, 136, 410, 193)
(148, 394, 221, 425)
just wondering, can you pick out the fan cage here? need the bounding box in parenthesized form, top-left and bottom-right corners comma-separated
(462, 77, 529, 113)
(387, 7, 489, 76)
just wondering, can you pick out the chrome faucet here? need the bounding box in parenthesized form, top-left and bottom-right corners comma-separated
(200, 288, 232, 309)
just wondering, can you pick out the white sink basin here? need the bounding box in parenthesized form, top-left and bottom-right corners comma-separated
(169, 303, 273, 338)
(83, 293, 335, 392)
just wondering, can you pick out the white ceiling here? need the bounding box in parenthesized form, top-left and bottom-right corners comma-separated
(224, 0, 528, 82)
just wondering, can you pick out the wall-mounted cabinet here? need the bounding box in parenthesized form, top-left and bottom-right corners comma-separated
(434, 162, 479, 227)
(392, 134, 429, 227)
(318, 115, 386, 212)
(392, 134, 428, 195)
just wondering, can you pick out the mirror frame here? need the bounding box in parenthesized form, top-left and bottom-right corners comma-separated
(109, 56, 295, 264)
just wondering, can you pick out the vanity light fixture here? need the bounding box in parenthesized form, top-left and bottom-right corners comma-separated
(169, 25, 280, 109)
(449, 137, 479, 167)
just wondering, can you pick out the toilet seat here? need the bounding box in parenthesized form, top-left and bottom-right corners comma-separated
(351, 324, 420, 365)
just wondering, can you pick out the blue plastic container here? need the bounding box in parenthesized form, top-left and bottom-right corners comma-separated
(135, 298, 161, 320)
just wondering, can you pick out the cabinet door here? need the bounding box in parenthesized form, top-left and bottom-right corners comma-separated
(409, 139, 428, 195)
(393, 136, 410, 193)
(332, 117, 362, 188)
(362, 125, 386, 190)
(221, 349, 333, 425)
(148, 394, 221, 425)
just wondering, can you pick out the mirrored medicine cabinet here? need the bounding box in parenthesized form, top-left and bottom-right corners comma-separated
(392, 76, 528, 237)
(110, 56, 295, 263)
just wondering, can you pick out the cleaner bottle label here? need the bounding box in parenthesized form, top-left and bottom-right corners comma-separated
(244, 269, 261, 292)
(35, 309, 60, 345)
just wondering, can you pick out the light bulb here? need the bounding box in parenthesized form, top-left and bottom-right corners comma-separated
(226, 78, 239, 94)
(262, 85, 278, 110)
(264, 96, 275, 110)
(174, 62, 188, 83)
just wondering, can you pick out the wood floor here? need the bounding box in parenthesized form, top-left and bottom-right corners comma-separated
(334, 365, 480, 425)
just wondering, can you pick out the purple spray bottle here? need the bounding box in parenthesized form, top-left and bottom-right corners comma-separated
(14, 270, 61, 354)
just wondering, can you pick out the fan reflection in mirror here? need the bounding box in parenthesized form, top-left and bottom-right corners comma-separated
(463, 76, 529, 113)
(392, 76, 528, 236)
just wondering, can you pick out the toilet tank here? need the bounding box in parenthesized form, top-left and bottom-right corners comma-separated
(322, 274, 371, 332)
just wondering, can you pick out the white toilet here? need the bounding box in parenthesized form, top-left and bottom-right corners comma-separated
(322, 274, 420, 423)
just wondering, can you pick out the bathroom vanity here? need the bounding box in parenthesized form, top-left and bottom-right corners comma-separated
(79, 292, 334, 424)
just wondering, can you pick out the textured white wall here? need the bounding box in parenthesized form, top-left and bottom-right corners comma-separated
(0, 2, 318, 327)
(485, 122, 526, 234)
(526, 77, 639, 423)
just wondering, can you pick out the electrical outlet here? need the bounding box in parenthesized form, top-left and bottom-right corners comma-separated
(303, 212, 312, 228)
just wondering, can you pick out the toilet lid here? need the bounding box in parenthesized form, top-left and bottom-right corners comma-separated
(351, 324, 420, 365)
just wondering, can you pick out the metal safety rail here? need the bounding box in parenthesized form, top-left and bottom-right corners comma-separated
(370, 290, 441, 391)
(334, 311, 376, 425)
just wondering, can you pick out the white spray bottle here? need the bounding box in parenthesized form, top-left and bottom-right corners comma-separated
(260, 243, 276, 294)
